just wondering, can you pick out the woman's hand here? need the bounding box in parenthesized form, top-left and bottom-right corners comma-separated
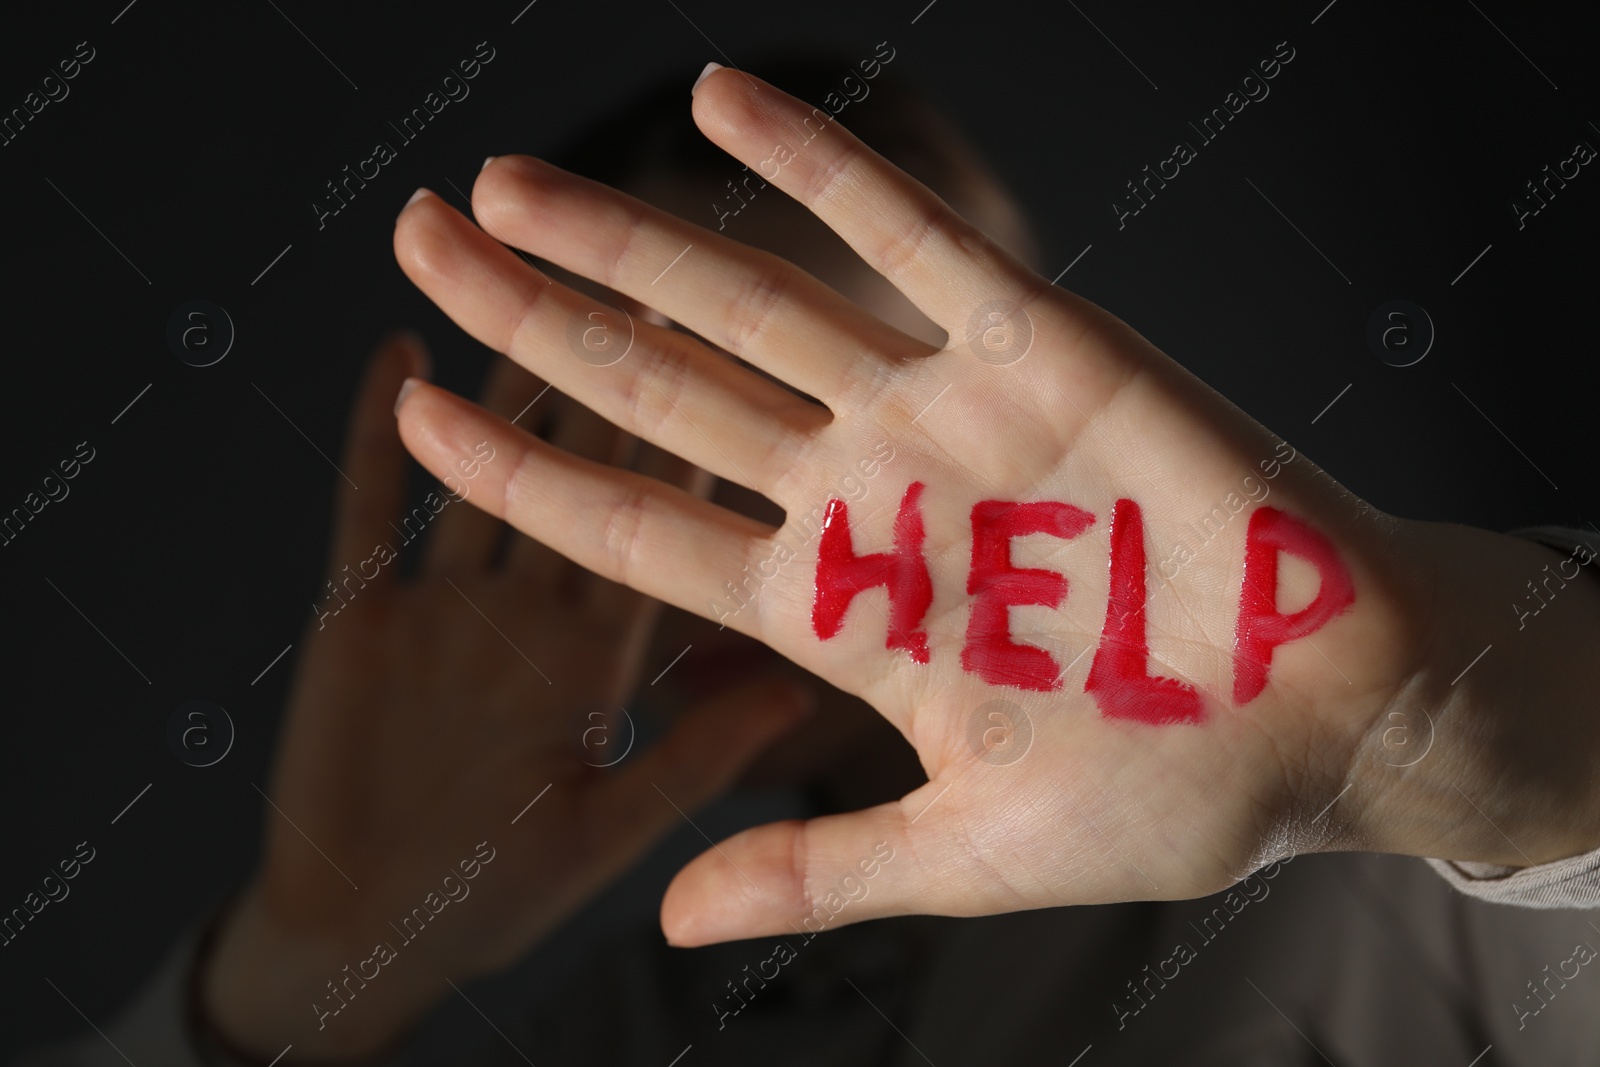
(201, 333, 810, 1059)
(392, 67, 1600, 949)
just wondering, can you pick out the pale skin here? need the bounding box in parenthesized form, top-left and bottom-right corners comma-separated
(204, 65, 1600, 1061)
(392, 66, 1600, 946)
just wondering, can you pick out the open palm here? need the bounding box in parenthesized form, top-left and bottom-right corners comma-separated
(206, 335, 809, 1059)
(393, 67, 1430, 948)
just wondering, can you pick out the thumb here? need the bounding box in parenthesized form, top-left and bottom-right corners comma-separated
(659, 780, 1008, 948)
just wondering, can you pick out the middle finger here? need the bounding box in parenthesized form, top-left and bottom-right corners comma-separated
(473, 154, 931, 408)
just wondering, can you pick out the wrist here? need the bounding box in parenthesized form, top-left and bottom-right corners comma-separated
(1346, 519, 1600, 869)
(198, 881, 446, 1062)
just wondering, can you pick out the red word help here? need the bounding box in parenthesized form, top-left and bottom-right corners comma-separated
(811, 482, 1353, 722)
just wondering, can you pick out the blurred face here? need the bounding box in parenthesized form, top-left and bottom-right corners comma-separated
(605, 164, 1028, 792)
(631, 172, 952, 349)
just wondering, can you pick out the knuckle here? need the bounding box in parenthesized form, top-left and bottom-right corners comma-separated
(503, 439, 541, 522)
(599, 480, 652, 587)
(600, 197, 653, 291)
(618, 336, 689, 440)
(875, 203, 949, 281)
(722, 264, 793, 355)
(799, 137, 863, 208)
(507, 282, 557, 359)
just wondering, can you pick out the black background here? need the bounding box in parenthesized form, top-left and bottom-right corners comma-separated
(1, 0, 1597, 1055)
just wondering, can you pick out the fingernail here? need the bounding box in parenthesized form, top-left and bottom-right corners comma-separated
(692, 61, 722, 95)
(397, 187, 432, 224)
(394, 376, 422, 416)
(481, 155, 496, 172)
